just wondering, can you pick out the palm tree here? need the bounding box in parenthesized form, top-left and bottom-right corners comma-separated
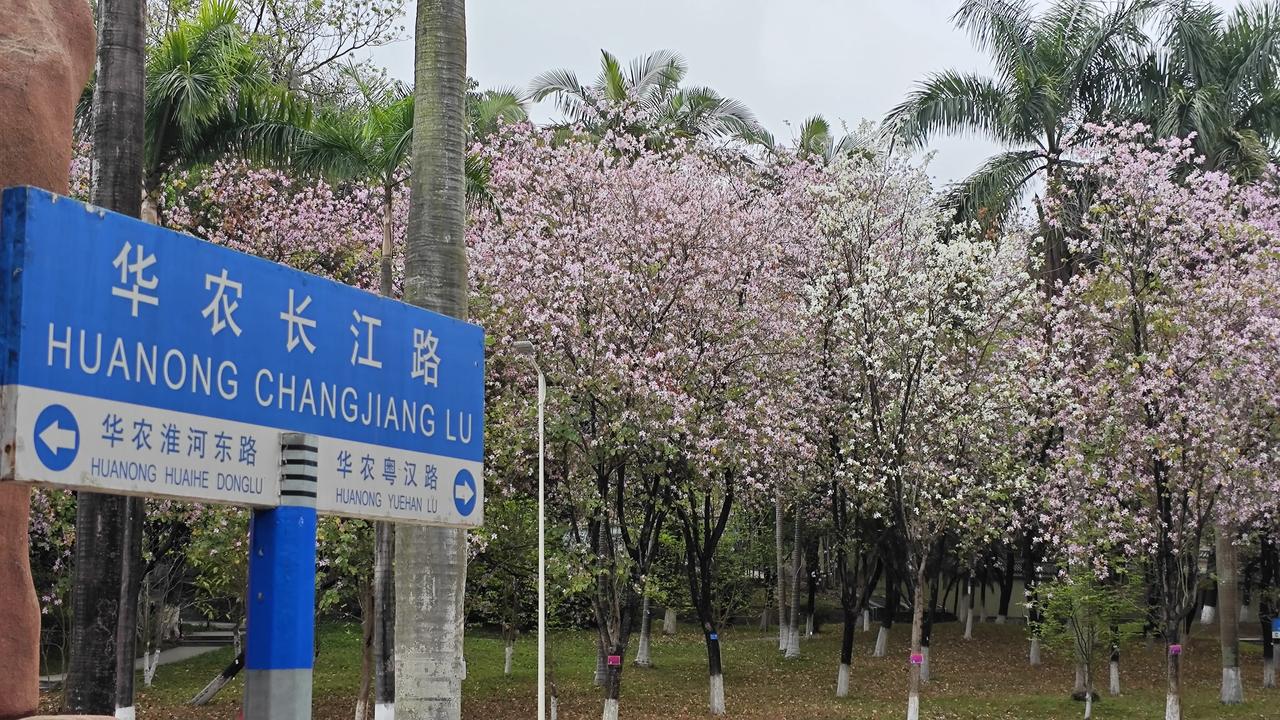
(395, 1, 470, 719)
(65, 0, 145, 712)
(529, 49, 761, 147)
(142, 0, 275, 218)
(885, 0, 1156, 251)
(1140, 0, 1280, 179)
(754, 115, 868, 162)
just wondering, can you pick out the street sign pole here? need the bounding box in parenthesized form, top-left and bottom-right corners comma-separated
(244, 433, 319, 720)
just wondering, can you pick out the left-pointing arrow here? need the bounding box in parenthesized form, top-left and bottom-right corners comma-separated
(39, 420, 77, 454)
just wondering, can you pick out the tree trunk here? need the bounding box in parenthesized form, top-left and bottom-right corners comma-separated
(806, 537, 820, 636)
(602, 641, 624, 720)
(1202, 550, 1218, 625)
(373, 522, 395, 720)
(785, 509, 803, 659)
(1217, 522, 1243, 704)
(906, 561, 928, 720)
(634, 595, 653, 668)
(1261, 537, 1276, 689)
(593, 634, 606, 686)
(1109, 643, 1120, 696)
(113, 498, 145, 720)
(358, 585, 375, 720)
(997, 549, 1016, 622)
(374, 182, 396, 719)
(396, 1, 469, 718)
(503, 634, 514, 676)
(705, 630, 725, 716)
(1166, 629, 1182, 720)
(837, 608, 855, 697)
(874, 566, 896, 657)
(66, 0, 145, 711)
(964, 571, 976, 641)
(775, 493, 787, 652)
(921, 564, 940, 684)
(663, 607, 677, 636)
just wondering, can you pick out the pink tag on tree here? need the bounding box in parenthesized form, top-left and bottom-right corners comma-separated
(910, 653, 924, 665)
(1169, 644, 1183, 656)
(607, 655, 622, 666)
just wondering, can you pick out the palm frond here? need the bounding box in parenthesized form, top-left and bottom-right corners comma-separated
(886, 70, 1019, 148)
(943, 149, 1046, 223)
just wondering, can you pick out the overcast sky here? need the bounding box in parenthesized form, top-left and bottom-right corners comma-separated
(365, 0, 1242, 185)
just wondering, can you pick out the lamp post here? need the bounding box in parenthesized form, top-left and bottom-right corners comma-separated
(513, 340, 546, 720)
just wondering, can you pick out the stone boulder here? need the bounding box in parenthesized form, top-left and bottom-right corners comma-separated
(0, 2, 95, 718)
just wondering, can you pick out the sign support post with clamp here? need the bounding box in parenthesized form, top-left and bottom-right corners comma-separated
(243, 433, 319, 720)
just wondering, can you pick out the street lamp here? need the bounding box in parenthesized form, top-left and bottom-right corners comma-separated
(512, 339, 546, 720)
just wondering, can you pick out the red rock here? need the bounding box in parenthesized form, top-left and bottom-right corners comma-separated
(0, 1, 95, 718)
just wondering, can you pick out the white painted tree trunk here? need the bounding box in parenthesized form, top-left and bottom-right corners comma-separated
(1109, 661, 1120, 695)
(907, 693, 919, 720)
(1241, 604, 1252, 623)
(635, 596, 653, 667)
(873, 625, 889, 657)
(785, 510, 802, 659)
(1165, 692, 1180, 720)
(1264, 656, 1276, 688)
(1201, 604, 1217, 625)
(549, 696, 558, 720)
(785, 619, 802, 658)
(920, 646, 930, 683)
(1084, 689, 1093, 719)
(836, 663, 850, 697)
(114, 707, 135, 720)
(1221, 667, 1243, 704)
(355, 696, 368, 720)
(964, 606, 975, 640)
(375, 704, 395, 720)
(708, 673, 725, 716)
(806, 613, 815, 637)
(143, 649, 159, 687)
(861, 609, 870, 632)
(996, 614, 1007, 624)
(663, 607, 677, 636)
(503, 641, 514, 676)
(1029, 637, 1041, 666)
(602, 698, 619, 720)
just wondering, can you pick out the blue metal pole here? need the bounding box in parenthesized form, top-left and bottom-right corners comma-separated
(244, 433, 319, 720)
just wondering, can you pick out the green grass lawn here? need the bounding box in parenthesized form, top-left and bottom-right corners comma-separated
(41, 620, 1280, 719)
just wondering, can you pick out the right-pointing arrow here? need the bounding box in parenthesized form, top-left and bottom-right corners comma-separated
(455, 479, 474, 504)
(39, 420, 77, 454)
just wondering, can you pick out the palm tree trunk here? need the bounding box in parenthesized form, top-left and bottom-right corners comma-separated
(114, 498, 145, 719)
(66, 0, 145, 711)
(373, 522, 395, 720)
(373, 180, 398, 720)
(395, 2, 469, 718)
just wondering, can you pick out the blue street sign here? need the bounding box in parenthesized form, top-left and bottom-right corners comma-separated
(0, 187, 485, 526)
(1273, 617, 1280, 641)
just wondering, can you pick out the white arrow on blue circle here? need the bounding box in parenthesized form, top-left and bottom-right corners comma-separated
(455, 478, 475, 504)
(39, 420, 77, 454)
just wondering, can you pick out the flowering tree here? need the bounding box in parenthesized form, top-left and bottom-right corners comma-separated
(811, 143, 1031, 720)
(163, 158, 397, 291)
(1043, 124, 1280, 719)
